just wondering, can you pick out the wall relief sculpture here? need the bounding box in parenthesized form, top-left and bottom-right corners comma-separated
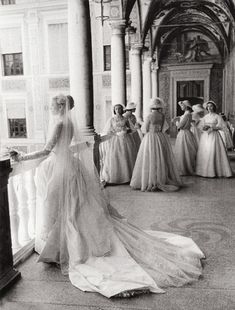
(161, 31, 220, 64)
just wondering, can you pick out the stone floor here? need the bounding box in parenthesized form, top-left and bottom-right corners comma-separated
(1, 159, 235, 310)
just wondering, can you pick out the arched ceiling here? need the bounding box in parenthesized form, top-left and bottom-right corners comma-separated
(123, 0, 235, 61)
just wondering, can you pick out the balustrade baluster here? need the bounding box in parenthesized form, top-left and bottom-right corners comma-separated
(8, 176, 21, 252)
(26, 169, 36, 238)
(15, 173, 31, 245)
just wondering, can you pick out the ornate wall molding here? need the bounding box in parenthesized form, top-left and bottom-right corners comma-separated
(49, 77, 70, 89)
(2, 80, 26, 91)
(102, 75, 111, 88)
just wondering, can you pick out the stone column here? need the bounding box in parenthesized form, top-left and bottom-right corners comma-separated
(68, 0, 95, 135)
(110, 20, 127, 107)
(0, 160, 20, 293)
(151, 61, 158, 98)
(26, 10, 44, 142)
(142, 56, 152, 120)
(130, 43, 143, 122)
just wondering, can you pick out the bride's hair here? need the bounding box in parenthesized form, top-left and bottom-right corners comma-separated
(67, 95, 74, 110)
(53, 94, 74, 112)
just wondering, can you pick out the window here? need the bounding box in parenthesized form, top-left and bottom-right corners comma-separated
(103, 45, 111, 71)
(8, 119, 27, 138)
(6, 99, 27, 138)
(103, 45, 130, 71)
(1, 0, 15, 4)
(3, 53, 23, 76)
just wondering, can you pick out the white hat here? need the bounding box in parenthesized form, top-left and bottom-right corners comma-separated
(125, 102, 136, 110)
(203, 100, 217, 109)
(178, 100, 192, 109)
(150, 97, 164, 109)
(192, 104, 205, 113)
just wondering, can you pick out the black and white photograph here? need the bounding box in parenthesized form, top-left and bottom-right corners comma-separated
(0, 0, 235, 309)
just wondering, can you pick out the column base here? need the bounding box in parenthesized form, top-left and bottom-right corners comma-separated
(0, 268, 21, 294)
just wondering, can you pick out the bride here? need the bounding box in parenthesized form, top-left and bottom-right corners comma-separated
(11, 94, 205, 298)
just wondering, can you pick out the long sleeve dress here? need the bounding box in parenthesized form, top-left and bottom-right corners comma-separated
(196, 113, 232, 177)
(175, 111, 197, 176)
(130, 111, 182, 192)
(123, 111, 143, 142)
(100, 115, 138, 184)
(22, 116, 205, 298)
(191, 112, 203, 147)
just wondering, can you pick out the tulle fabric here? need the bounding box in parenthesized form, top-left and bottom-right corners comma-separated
(34, 101, 205, 298)
(130, 131, 182, 192)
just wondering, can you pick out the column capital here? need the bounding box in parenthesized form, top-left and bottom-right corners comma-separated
(151, 61, 159, 72)
(110, 19, 126, 35)
(130, 43, 143, 55)
(143, 56, 152, 64)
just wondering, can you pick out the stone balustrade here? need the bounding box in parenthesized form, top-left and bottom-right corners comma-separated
(0, 159, 21, 293)
(0, 138, 107, 293)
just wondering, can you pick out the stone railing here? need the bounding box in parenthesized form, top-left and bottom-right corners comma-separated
(8, 158, 41, 265)
(0, 159, 21, 293)
(0, 136, 111, 292)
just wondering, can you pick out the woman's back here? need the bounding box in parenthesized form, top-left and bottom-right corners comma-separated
(146, 111, 164, 133)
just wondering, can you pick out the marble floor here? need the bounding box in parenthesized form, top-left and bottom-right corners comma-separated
(1, 160, 235, 310)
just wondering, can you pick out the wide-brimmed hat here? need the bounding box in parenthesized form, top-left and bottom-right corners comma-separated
(112, 103, 125, 114)
(125, 102, 136, 111)
(178, 100, 192, 109)
(192, 104, 205, 113)
(203, 100, 217, 109)
(150, 97, 164, 109)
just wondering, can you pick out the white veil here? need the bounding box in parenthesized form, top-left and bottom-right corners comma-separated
(37, 94, 113, 275)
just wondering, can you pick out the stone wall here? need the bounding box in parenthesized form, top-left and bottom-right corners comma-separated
(224, 47, 235, 115)
(209, 65, 223, 112)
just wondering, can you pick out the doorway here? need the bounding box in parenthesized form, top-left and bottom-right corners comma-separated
(176, 80, 204, 115)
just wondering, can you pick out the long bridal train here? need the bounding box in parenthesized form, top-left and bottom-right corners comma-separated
(34, 147, 204, 298)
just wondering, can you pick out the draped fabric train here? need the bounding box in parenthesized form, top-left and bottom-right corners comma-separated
(34, 112, 204, 298)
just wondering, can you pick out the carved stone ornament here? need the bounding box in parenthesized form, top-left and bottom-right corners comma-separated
(2, 80, 26, 91)
(110, 5, 120, 19)
(49, 78, 70, 89)
(102, 75, 111, 87)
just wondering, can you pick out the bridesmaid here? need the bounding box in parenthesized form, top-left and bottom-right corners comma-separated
(191, 103, 205, 147)
(130, 98, 182, 192)
(100, 104, 138, 184)
(123, 101, 142, 149)
(196, 101, 232, 178)
(173, 100, 197, 176)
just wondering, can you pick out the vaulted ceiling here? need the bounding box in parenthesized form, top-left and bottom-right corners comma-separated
(124, 0, 235, 61)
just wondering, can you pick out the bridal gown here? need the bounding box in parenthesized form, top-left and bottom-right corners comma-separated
(33, 118, 204, 298)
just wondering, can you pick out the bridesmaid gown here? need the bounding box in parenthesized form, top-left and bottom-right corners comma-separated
(191, 112, 202, 147)
(130, 111, 182, 192)
(175, 111, 197, 176)
(100, 115, 138, 184)
(196, 113, 232, 178)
